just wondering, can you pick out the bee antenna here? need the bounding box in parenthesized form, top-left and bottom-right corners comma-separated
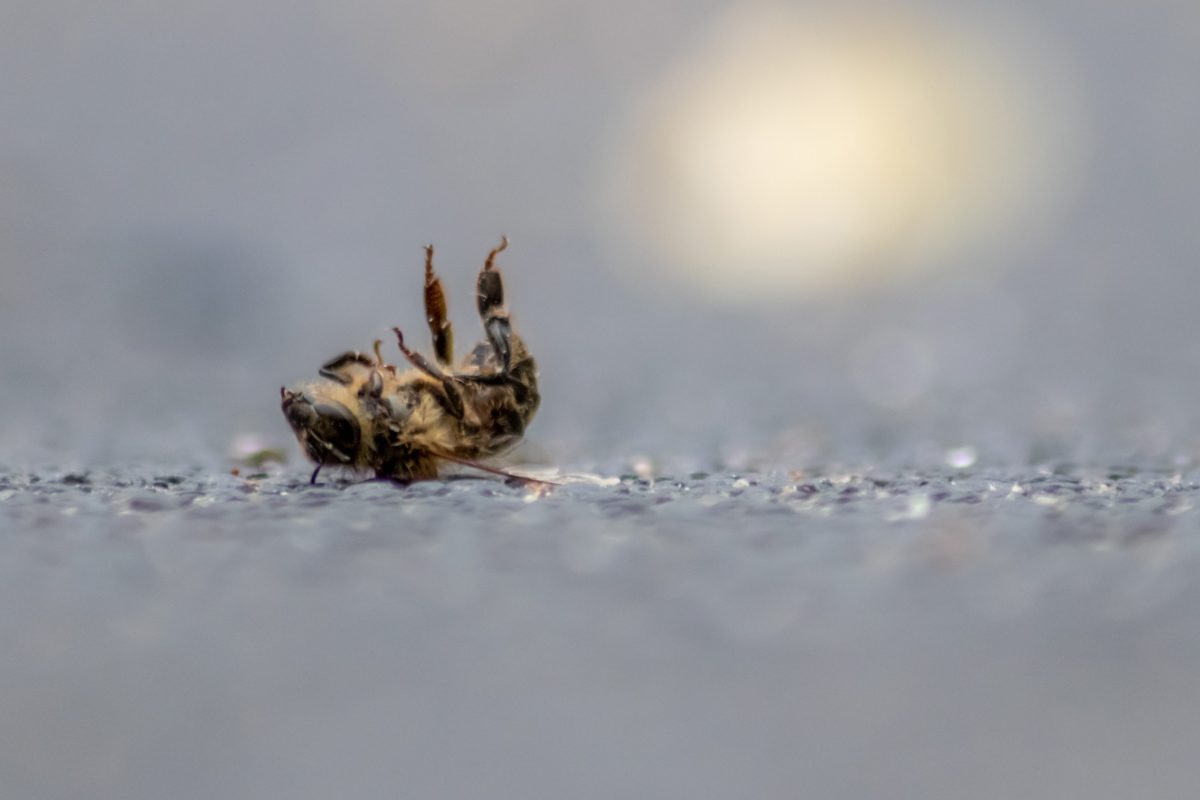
(484, 235, 509, 271)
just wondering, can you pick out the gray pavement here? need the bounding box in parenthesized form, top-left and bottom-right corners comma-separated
(3, 463, 1200, 799)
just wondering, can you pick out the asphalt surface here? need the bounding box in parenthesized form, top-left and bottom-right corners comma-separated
(3, 462, 1200, 799)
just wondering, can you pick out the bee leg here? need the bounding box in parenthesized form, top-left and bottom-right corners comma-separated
(392, 327, 466, 419)
(423, 244, 455, 367)
(392, 327, 448, 380)
(453, 235, 513, 382)
(432, 451, 559, 487)
(476, 236, 508, 316)
(320, 352, 376, 384)
(309, 464, 322, 484)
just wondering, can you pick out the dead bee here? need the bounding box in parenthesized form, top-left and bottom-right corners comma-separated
(281, 237, 540, 483)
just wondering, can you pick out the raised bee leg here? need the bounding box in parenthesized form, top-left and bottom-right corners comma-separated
(370, 339, 398, 376)
(320, 351, 376, 384)
(455, 236, 514, 385)
(392, 327, 465, 419)
(423, 244, 454, 367)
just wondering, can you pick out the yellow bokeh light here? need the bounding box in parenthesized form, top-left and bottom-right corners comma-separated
(600, 5, 1084, 299)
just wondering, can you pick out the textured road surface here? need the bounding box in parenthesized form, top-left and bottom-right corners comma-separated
(4, 462, 1200, 800)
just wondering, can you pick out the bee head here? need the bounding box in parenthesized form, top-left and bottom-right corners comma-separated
(280, 387, 362, 466)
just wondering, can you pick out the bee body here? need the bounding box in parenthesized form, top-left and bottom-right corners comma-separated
(281, 238, 539, 482)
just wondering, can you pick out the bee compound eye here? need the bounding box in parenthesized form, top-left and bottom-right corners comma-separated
(312, 402, 361, 454)
(282, 391, 317, 428)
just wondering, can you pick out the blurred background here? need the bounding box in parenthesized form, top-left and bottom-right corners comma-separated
(1, 0, 1198, 472)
